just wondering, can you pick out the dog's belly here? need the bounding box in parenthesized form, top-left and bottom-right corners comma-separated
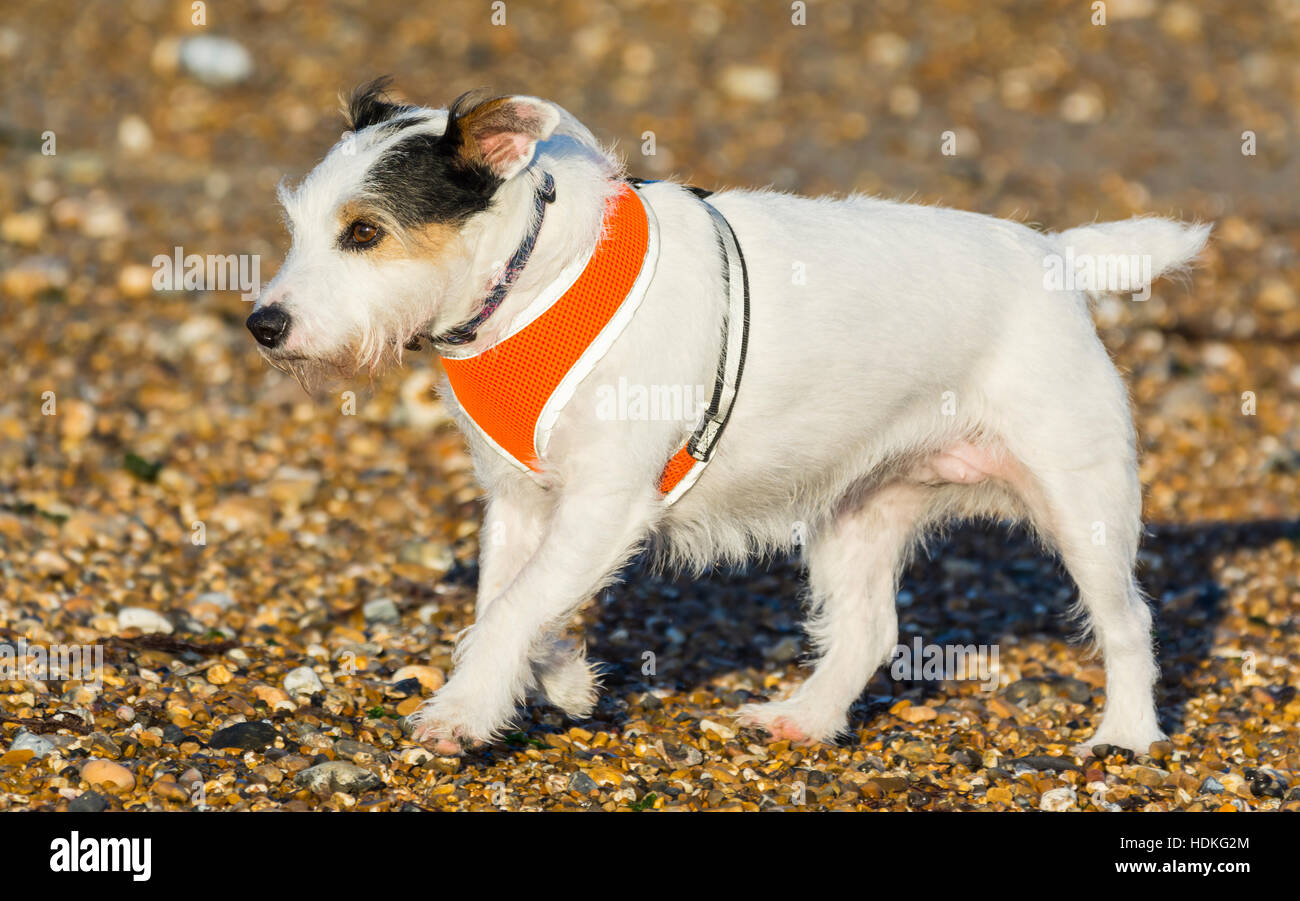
(908, 442, 1015, 485)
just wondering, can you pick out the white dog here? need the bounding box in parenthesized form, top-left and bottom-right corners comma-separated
(249, 79, 1209, 757)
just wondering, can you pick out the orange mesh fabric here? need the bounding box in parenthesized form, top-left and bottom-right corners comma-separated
(658, 445, 697, 494)
(443, 185, 651, 472)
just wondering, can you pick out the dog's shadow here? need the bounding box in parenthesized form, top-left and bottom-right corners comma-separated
(581, 517, 1299, 743)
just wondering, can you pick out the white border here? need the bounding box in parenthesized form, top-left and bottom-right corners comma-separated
(533, 190, 662, 459)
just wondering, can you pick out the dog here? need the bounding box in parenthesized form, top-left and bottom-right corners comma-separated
(247, 78, 1209, 757)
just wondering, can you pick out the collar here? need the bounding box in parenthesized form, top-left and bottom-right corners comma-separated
(420, 170, 557, 349)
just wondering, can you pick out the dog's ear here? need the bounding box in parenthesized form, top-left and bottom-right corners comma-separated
(446, 93, 560, 180)
(346, 76, 415, 131)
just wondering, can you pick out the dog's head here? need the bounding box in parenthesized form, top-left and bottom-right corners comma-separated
(248, 78, 560, 384)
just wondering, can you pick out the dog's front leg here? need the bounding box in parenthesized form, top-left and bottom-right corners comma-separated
(409, 483, 658, 754)
(474, 484, 598, 718)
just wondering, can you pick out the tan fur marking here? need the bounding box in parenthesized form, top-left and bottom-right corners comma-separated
(336, 202, 460, 263)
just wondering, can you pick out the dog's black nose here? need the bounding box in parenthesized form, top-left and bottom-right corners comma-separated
(246, 307, 290, 348)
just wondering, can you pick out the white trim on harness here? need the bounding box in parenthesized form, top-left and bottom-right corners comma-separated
(535, 190, 662, 459)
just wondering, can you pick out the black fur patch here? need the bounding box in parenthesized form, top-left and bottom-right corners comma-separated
(346, 76, 418, 132)
(360, 91, 503, 227)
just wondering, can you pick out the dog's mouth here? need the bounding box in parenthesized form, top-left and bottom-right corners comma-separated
(256, 344, 359, 394)
(254, 327, 432, 394)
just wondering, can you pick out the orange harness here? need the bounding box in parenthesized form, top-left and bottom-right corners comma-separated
(439, 176, 749, 505)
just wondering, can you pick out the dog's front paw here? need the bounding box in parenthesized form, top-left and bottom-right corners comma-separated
(736, 700, 846, 745)
(405, 692, 497, 757)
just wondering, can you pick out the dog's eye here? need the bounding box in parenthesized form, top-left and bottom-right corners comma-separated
(349, 221, 379, 246)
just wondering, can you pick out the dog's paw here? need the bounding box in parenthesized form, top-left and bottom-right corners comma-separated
(1071, 726, 1167, 758)
(535, 652, 600, 718)
(405, 694, 494, 757)
(736, 700, 845, 745)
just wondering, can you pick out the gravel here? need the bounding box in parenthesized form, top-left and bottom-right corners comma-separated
(0, 0, 1296, 811)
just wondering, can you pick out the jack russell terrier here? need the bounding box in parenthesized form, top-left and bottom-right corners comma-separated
(247, 78, 1209, 757)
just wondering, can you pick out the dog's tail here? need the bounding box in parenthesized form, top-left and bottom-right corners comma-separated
(1051, 217, 1212, 299)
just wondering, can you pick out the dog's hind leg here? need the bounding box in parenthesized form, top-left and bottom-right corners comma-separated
(993, 347, 1165, 755)
(1019, 455, 1165, 755)
(739, 481, 929, 743)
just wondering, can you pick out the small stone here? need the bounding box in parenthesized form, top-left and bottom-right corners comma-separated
(117, 264, 155, 299)
(81, 760, 136, 792)
(2, 210, 46, 246)
(117, 607, 173, 635)
(209, 721, 277, 751)
(587, 766, 625, 787)
(283, 666, 324, 696)
(32, 549, 70, 576)
(1199, 775, 1225, 795)
(719, 64, 781, 102)
(117, 115, 153, 154)
(151, 779, 189, 802)
(195, 591, 236, 610)
(985, 786, 1015, 806)
(1159, 2, 1201, 40)
(252, 684, 293, 710)
(763, 635, 801, 663)
(1258, 278, 1296, 313)
(252, 764, 283, 785)
(872, 776, 909, 794)
(206, 664, 234, 685)
(363, 597, 400, 625)
(898, 705, 937, 723)
(397, 539, 455, 572)
(898, 741, 934, 763)
(986, 698, 1021, 720)
(1008, 755, 1081, 773)
(334, 739, 380, 762)
(1, 256, 69, 299)
(1060, 89, 1105, 124)
(699, 718, 735, 740)
(1005, 679, 1045, 706)
(1132, 766, 1168, 787)
(68, 791, 109, 812)
(398, 371, 454, 430)
(178, 35, 254, 85)
(10, 731, 56, 759)
(81, 196, 126, 239)
(391, 665, 445, 691)
(294, 761, 382, 794)
(266, 465, 322, 508)
(1040, 787, 1078, 811)
(1249, 769, 1288, 799)
(568, 771, 600, 795)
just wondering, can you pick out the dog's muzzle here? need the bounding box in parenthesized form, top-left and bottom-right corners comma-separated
(246, 307, 291, 348)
